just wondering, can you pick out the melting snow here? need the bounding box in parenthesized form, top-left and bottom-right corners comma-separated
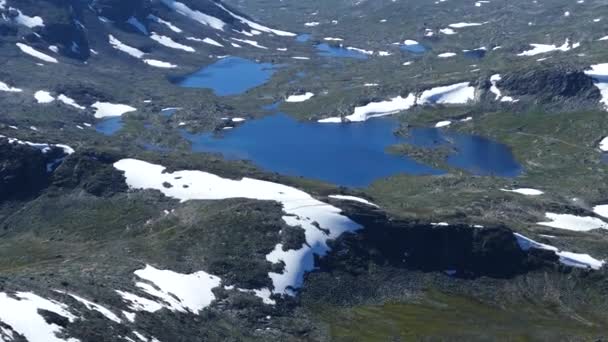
(500, 188, 544, 195)
(318, 94, 416, 123)
(92, 102, 137, 119)
(0, 292, 79, 342)
(132, 265, 221, 313)
(148, 15, 182, 33)
(449, 22, 483, 28)
(328, 195, 379, 207)
(584, 63, 608, 110)
(517, 39, 580, 56)
(16, 43, 58, 63)
(418, 82, 475, 105)
(0, 81, 22, 92)
(144, 59, 177, 68)
(150, 33, 195, 52)
(231, 38, 268, 49)
(160, 0, 226, 30)
(515, 233, 604, 270)
(109, 35, 145, 58)
(285, 92, 314, 102)
(599, 136, 608, 151)
(216, 2, 295, 37)
(56, 291, 121, 323)
(114, 159, 361, 295)
(537, 213, 608, 231)
(435, 120, 452, 128)
(594, 204, 608, 218)
(437, 52, 457, 58)
(57, 94, 85, 110)
(12, 8, 44, 28)
(34, 90, 54, 103)
(187, 37, 224, 47)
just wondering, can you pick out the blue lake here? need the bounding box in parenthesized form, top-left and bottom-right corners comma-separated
(316, 43, 369, 59)
(400, 43, 427, 54)
(296, 33, 311, 42)
(405, 128, 522, 177)
(174, 57, 277, 96)
(463, 48, 486, 59)
(95, 117, 123, 136)
(182, 114, 522, 187)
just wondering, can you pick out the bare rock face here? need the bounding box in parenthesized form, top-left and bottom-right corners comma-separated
(0, 140, 51, 202)
(498, 66, 601, 108)
(320, 204, 559, 279)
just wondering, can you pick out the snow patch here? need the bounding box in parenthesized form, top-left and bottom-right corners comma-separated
(584, 63, 608, 110)
(418, 82, 475, 105)
(113, 159, 361, 296)
(518, 39, 580, 56)
(318, 94, 416, 123)
(34, 90, 54, 103)
(500, 188, 544, 196)
(537, 213, 608, 231)
(0, 292, 79, 342)
(92, 102, 137, 119)
(150, 33, 195, 52)
(285, 92, 314, 102)
(328, 195, 378, 207)
(16, 43, 58, 63)
(515, 233, 604, 270)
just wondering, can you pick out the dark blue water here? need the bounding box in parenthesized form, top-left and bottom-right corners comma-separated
(400, 43, 427, 53)
(316, 43, 369, 59)
(182, 114, 522, 187)
(296, 34, 311, 42)
(406, 128, 522, 177)
(174, 57, 277, 96)
(463, 48, 486, 59)
(95, 117, 123, 136)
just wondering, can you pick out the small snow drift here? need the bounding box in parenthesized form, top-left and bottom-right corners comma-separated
(0, 81, 22, 92)
(16, 43, 58, 63)
(584, 63, 608, 110)
(318, 94, 416, 123)
(518, 39, 580, 56)
(599, 136, 608, 151)
(161, 0, 294, 36)
(537, 213, 608, 231)
(500, 188, 544, 196)
(92, 102, 137, 119)
(489, 74, 518, 102)
(285, 92, 314, 102)
(133, 265, 221, 313)
(328, 195, 379, 207)
(594, 205, 608, 218)
(418, 82, 475, 105)
(34, 90, 54, 103)
(515, 233, 604, 270)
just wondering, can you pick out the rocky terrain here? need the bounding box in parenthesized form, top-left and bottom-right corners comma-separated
(1, 0, 608, 341)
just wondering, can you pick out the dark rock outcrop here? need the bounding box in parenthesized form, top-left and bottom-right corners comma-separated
(52, 150, 127, 197)
(0, 140, 52, 202)
(320, 204, 559, 279)
(498, 66, 601, 106)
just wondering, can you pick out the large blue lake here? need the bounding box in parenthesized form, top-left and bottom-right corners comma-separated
(183, 114, 522, 187)
(174, 57, 277, 96)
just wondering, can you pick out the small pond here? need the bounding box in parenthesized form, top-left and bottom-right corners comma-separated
(173, 57, 277, 96)
(316, 43, 369, 59)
